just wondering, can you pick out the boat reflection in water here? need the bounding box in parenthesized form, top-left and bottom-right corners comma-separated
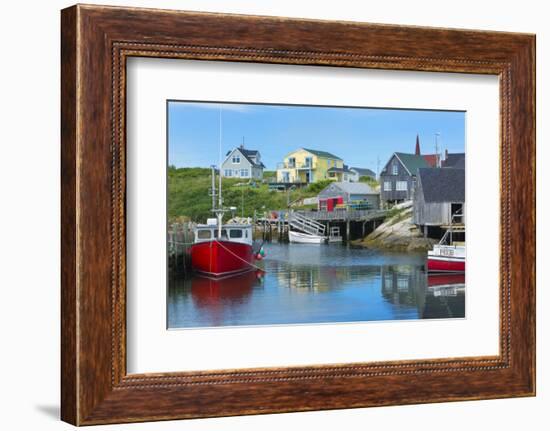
(167, 243, 465, 329)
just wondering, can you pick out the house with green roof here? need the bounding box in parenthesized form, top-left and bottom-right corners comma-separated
(379, 152, 430, 204)
(276, 148, 344, 184)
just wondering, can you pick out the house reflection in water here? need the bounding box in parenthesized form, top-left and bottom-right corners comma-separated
(380, 266, 465, 319)
(167, 244, 465, 329)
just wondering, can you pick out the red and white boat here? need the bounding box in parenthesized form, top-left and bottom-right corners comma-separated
(189, 113, 262, 278)
(190, 220, 257, 278)
(427, 223, 465, 273)
(189, 110, 263, 278)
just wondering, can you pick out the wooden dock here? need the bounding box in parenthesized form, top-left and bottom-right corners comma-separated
(255, 209, 387, 242)
(167, 221, 195, 272)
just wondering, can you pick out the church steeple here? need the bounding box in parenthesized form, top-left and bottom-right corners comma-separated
(415, 134, 421, 155)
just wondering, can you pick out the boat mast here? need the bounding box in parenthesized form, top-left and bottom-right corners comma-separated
(218, 108, 223, 237)
(210, 165, 217, 211)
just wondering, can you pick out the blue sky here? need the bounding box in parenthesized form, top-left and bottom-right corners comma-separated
(168, 101, 465, 173)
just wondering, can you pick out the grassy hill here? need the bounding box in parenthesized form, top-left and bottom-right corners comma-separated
(168, 167, 324, 223)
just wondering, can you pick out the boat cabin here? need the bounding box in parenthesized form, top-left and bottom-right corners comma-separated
(194, 223, 253, 245)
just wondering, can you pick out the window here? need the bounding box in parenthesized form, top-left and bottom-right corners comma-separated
(232, 155, 240, 163)
(392, 163, 398, 175)
(282, 172, 290, 182)
(396, 181, 408, 191)
(229, 229, 243, 238)
(240, 169, 249, 177)
(197, 229, 212, 239)
(305, 157, 312, 167)
(288, 157, 296, 168)
(384, 181, 392, 191)
(224, 169, 232, 177)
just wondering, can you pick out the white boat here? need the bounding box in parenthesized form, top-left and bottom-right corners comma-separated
(289, 230, 327, 244)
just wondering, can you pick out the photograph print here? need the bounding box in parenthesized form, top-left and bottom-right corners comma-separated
(167, 101, 466, 329)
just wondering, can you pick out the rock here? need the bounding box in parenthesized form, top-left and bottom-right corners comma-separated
(354, 202, 436, 252)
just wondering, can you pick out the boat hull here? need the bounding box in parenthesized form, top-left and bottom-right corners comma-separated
(289, 230, 326, 244)
(427, 256, 465, 273)
(190, 240, 255, 278)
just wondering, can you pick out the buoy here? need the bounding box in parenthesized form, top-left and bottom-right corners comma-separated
(256, 253, 263, 261)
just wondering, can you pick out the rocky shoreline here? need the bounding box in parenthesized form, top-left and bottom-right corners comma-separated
(352, 201, 437, 252)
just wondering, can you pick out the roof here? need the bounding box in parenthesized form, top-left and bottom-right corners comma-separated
(240, 148, 259, 157)
(442, 153, 465, 168)
(417, 168, 465, 203)
(320, 181, 378, 196)
(394, 152, 431, 175)
(301, 148, 343, 160)
(224, 147, 264, 168)
(350, 167, 376, 177)
(422, 154, 438, 167)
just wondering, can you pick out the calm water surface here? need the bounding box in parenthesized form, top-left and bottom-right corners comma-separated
(167, 242, 465, 329)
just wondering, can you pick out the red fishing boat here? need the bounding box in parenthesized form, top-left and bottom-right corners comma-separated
(189, 110, 263, 278)
(427, 218, 465, 273)
(427, 245, 465, 272)
(190, 221, 257, 278)
(188, 134, 263, 278)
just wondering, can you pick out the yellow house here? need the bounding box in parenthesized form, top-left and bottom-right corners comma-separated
(276, 148, 344, 184)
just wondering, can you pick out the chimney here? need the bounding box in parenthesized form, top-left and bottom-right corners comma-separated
(415, 134, 421, 155)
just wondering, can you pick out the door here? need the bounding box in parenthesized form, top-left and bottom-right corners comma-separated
(451, 203, 463, 223)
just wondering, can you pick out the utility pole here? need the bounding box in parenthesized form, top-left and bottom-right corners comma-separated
(435, 132, 441, 167)
(376, 155, 381, 179)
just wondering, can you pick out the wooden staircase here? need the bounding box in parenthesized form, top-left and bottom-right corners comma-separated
(288, 211, 326, 236)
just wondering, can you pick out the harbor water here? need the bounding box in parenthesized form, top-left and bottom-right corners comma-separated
(167, 242, 465, 329)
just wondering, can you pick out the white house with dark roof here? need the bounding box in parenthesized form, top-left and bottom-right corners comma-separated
(349, 167, 376, 182)
(221, 145, 265, 179)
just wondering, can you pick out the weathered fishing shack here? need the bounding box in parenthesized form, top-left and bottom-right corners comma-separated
(413, 167, 465, 237)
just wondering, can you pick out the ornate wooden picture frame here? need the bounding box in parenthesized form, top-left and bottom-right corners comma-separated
(61, 4, 535, 425)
